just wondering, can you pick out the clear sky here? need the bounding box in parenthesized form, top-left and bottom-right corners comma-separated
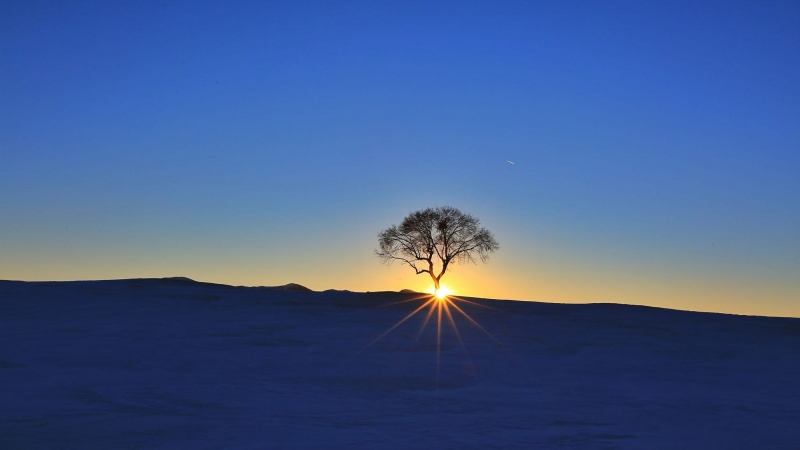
(2, 1, 798, 317)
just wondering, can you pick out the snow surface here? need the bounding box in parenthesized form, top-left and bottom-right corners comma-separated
(1, 278, 798, 449)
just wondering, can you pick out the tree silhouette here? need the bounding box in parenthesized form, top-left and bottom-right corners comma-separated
(377, 206, 499, 292)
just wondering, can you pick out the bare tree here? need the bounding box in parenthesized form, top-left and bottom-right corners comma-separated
(377, 206, 499, 292)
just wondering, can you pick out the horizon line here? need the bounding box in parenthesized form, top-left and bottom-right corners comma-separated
(2, 275, 797, 320)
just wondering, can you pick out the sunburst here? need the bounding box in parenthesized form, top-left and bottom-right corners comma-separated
(368, 288, 498, 377)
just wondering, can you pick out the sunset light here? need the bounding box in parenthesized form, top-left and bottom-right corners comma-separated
(433, 285, 452, 300)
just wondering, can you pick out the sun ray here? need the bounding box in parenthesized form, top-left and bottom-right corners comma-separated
(443, 298, 469, 356)
(365, 297, 436, 348)
(448, 295, 495, 310)
(416, 298, 437, 341)
(436, 299, 443, 381)
(447, 299, 500, 344)
(377, 293, 434, 308)
(367, 287, 500, 378)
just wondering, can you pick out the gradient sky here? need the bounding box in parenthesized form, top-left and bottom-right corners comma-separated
(2, 1, 799, 317)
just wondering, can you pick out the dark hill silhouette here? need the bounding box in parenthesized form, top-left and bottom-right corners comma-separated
(261, 282, 314, 293)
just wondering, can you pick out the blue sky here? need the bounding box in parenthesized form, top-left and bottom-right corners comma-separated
(2, 1, 799, 316)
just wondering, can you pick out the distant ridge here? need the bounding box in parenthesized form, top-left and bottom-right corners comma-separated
(0, 277, 314, 293)
(141, 278, 315, 293)
(0, 276, 215, 286)
(261, 283, 313, 293)
(156, 278, 314, 292)
(0, 277, 796, 318)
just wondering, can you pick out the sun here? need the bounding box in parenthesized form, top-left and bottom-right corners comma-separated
(367, 283, 499, 376)
(433, 285, 452, 300)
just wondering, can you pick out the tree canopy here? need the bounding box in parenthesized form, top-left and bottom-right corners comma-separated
(377, 206, 499, 290)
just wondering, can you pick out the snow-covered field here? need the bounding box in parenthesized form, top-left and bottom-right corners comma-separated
(1, 278, 798, 449)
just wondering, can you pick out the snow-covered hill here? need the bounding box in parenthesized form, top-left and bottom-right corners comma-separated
(1, 278, 798, 449)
